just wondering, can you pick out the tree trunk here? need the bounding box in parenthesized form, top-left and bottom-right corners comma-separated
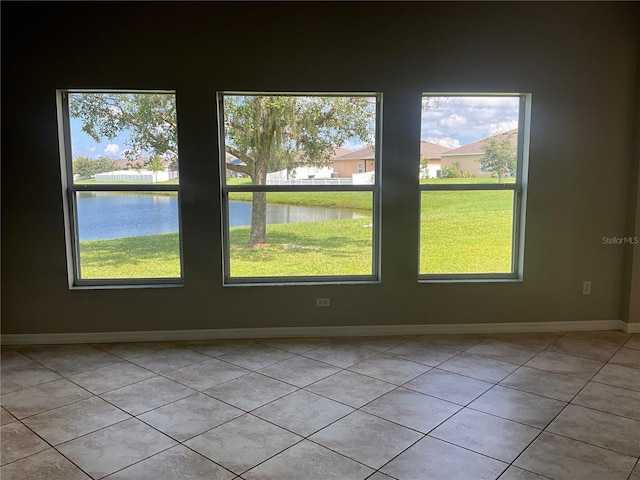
(249, 191, 267, 245)
(248, 167, 268, 246)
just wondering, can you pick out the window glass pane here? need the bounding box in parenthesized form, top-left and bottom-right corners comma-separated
(420, 96, 519, 183)
(76, 191, 181, 279)
(228, 192, 373, 277)
(221, 93, 378, 282)
(222, 94, 376, 186)
(419, 190, 514, 274)
(69, 93, 179, 185)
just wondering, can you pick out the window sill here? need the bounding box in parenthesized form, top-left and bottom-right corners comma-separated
(70, 282, 184, 291)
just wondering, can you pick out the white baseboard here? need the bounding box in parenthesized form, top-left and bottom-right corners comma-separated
(625, 322, 640, 333)
(0, 319, 631, 345)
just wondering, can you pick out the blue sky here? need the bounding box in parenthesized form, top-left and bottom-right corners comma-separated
(338, 96, 520, 152)
(421, 96, 520, 149)
(71, 95, 520, 158)
(71, 118, 133, 159)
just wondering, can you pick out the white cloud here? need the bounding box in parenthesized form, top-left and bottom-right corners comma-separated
(422, 95, 520, 145)
(104, 144, 120, 156)
(341, 139, 369, 151)
(71, 144, 98, 158)
(426, 137, 461, 149)
(439, 114, 467, 129)
(488, 120, 519, 134)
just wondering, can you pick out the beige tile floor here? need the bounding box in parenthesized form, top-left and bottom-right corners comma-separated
(1, 330, 639, 480)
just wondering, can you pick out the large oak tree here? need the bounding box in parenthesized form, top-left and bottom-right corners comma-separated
(223, 95, 373, 245)
(69, 93, 178, 165)
(70, 93, 374, 246)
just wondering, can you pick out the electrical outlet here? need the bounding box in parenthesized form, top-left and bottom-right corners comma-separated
(583, 281, 592, 295)
(316, 297, 331, 307)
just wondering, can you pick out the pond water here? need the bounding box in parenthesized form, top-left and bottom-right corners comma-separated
(77, 192, 368, 241)
(228, 200, 368, 227)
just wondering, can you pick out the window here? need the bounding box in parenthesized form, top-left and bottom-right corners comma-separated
(219, 93, 380, 284)
(358, 162, 364, 173)
(419, 94, 530, 280)
(58, 91, 182, 286)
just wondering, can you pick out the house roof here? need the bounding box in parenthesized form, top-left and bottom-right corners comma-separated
(332, 147, 352, 158)
(442, 129, 518, 156)
(333, 141, 451, 162)
(226, 148, 354, 166)
(420, 141, 451, 160)
(332, 146, 375, 161)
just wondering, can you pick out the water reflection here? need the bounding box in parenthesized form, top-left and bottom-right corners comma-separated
(77, 193, 369, 241)
(229, 201, 368, 227)
(76, 192, 179, 241)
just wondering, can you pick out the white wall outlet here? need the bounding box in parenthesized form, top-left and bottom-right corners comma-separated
(582, 281, 592, 295)
(316, 297, 331, 307)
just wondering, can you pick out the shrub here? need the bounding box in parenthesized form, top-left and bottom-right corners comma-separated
(442, 161, 474, 178)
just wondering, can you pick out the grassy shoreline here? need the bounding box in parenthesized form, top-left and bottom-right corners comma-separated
(79, 189, 513, 278)
(77, 177, 515, 211)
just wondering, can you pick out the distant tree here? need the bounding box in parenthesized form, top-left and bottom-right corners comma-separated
(73, 156, 94, 177)
(146, 156, 165, 172)
(73, 156, 117, 177)
(422, 97, 441, 110)
(420, 156, 430, 178)
(480, 133, 516, 183)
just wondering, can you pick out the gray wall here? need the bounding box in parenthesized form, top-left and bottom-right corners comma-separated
(628, 170, 640, 325)
(623, 43, 640, 326)
(2, 2, 639, 335)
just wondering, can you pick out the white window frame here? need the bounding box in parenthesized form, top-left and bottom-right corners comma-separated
(419, 93, 531, 282)
(218, 92, 382, 286)
(57, 90, 184, 288)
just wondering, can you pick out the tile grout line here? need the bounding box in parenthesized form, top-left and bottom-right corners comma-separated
(503, 336, 638, 478)
(3, 334, 637, 480)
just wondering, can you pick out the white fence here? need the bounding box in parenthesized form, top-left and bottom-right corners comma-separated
(266, 177, 354, 185)
(291, 166, 334, 179)
(266, 168, 353, 185)
(95, 170, 170, 183)
(266, 169, 288, 183)
(264, 169, 375, 185)
(352, 171, 375, 185)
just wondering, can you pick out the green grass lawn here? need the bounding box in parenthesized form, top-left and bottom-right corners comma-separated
(421, 177, 516, 184)
(229, 218, 373, 277)
(79, 184, 514, 279)
(79, 233, 181, 278)
(79, 220, 374, 279)
(419, 190, 513, 274)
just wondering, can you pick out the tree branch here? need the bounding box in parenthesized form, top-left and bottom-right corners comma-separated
(161, 116, 177, 129)
(226, 146, 255, 167)
(225, 162, 252, 176)
(226, 119, 245, 132)
(314, 107, 336, 126)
